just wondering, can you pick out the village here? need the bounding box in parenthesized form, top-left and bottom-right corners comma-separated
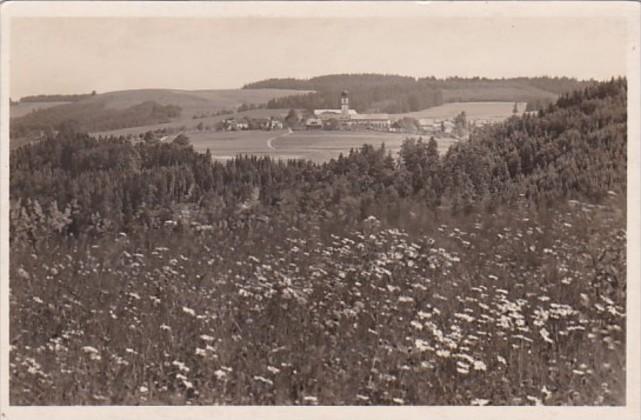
(217, 90, 512, 139)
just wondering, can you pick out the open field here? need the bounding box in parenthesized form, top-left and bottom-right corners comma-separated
(188, 129, 457, 162)
(399, 101, 528, 121)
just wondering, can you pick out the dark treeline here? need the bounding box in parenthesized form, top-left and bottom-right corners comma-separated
(17, 91, 96, 103)
(259, 74, 444, 113)
(244, 74, 595, 113)
(10, 78, 626, 244)
(10, 100, 181, 139)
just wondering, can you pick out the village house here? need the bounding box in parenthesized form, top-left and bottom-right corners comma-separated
(269, 118, 284, 130)
(442, 120, 455, 134)
(305, 117, 323, 129)
(236, 119, 250, 130)
(222, 117, 247, 131)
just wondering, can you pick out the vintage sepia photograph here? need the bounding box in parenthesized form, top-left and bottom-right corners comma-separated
(0, 1, 639, 417)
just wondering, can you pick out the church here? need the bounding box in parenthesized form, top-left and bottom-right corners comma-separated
(313, 91, 391, 130)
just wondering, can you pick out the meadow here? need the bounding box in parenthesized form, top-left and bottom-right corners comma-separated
(399, 101, 527, 121)
(188, 130, 457, 163)
(9, 197, 626, 405)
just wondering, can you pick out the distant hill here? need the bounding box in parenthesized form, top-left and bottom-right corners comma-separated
(244, 74, 595, 113)
(10, 101, 73, 119)
(10, 88, 311, 140)
(18, 92, 96, 103)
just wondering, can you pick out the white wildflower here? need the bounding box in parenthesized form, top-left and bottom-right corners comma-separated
(436, 349, 451, 358)
(81, 346, 101, 361)
(415, 339, 431, 352)
(471, 398, 490, 406)
(267, 365, 280, 374)
(473, 360, 487, 371)
(526, 395, 543, 405)
(539, 328, 554, 344)
(253, 375, 273, 386)
(410, 320, 424, 331)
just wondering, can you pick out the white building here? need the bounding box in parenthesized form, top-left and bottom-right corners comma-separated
(348, 114, 391, 130)
(313, 90, 391, 130)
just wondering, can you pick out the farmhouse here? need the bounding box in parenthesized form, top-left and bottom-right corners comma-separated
(305, 117, 323, 129)
(236, 119, 250, 130)
(418, 118, 442, 133)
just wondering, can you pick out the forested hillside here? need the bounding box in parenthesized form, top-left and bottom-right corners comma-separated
(9, 79, 627, 405)
(244, 74, 594, 113)
(254, 74, 443, 113)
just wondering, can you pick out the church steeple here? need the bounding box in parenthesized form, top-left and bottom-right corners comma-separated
(341, 90, 349, 116)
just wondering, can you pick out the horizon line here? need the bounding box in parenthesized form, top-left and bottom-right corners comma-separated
(11, 73, 626, 101)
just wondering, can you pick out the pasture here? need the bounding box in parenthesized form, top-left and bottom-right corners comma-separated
(399, 101, 527, 121)
(189, 130, 458, 163)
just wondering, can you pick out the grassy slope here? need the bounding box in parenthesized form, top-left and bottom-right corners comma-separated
(10, 101, 72, 118)
(81, 89, 313, 113)
(398, 101, 527, 121)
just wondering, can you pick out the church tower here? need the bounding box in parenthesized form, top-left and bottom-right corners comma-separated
(341, 90, 349, 117)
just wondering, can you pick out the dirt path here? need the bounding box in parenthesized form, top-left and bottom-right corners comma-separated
(266, 128, 293, 150)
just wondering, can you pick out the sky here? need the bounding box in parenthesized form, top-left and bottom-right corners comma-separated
(10, 15, 628, 99)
